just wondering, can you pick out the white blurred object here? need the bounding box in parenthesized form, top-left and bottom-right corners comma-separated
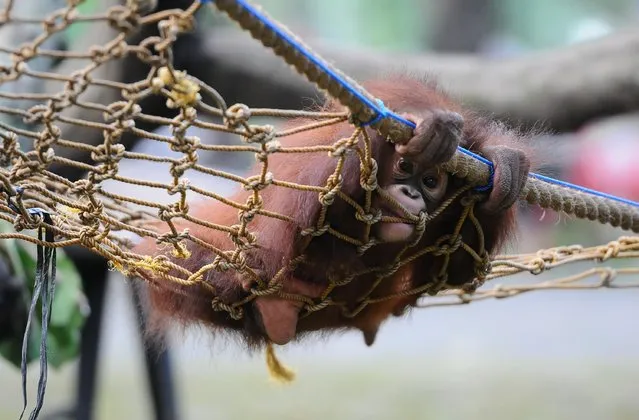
(567, 18, 613, 44)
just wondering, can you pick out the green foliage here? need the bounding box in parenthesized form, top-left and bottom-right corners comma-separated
(65, 0, 100, 41)
(0, 221, 88, 369)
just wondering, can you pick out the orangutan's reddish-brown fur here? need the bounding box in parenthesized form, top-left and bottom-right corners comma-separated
(134, 75, 534, 349)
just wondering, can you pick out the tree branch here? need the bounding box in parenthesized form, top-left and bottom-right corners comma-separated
(203, 28, 639, 132)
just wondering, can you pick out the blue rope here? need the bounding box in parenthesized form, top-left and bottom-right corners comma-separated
(206, 0, 639, 209)
(360, 99, 389, 127)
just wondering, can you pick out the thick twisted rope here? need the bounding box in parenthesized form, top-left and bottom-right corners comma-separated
(206, 0, 639, 233)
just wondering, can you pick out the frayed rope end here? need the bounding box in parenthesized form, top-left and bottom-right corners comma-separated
(265, 342, 296, 384)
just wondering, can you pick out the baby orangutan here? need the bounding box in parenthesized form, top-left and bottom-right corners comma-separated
(134, 75, 532, 348)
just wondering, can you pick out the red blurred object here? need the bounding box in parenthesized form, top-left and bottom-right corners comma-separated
(568, 116, 639, 201)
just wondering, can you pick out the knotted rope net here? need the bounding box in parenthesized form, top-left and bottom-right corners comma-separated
(0, 0, 638, 341)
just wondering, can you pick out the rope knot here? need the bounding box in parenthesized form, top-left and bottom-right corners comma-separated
(356, 238, 379, 255)
(246, 126, 275, 145)
(228, 253, 248, 272)
(78, 228, 101, 248)
(265, 140, 281, 153)
(167, 179, 190, 195)
(71, 179, 98, 196)
(415, 212, 428, 232)
(474, 255, 491, 279)
(426, 274, 448, 295)
(319, 175, 342, 206)
(300, 224, 330, 237)
(107, 40, 129, 60)
(156, 230, 190, 246)
(210, 255, 232, 272)
(13, 213, 41, 232)
(158, 14, 195, 39)
(360, 159, 378, 191)
(601, 240, 621, 261)
(245, 194, 264, 209)
(243, 173, 273, 191)
(64, 71, 91, 98)
(528, 257, 546, 275)
(0, 132, 19, 166)
(355, 208, 382, 225)
(238, 193, 264, 221)
(91, 143, 125, 164)
(42, 9, 72, 32)
(104, 101, 141, 122)
(16, 45, 36, 61)
(224, 104, 251, 129)
(170, 136, 201, 154)
(405, 212, 428, 247)
(330, 145, 349, 158)
(211, 298, 243, 320)
(461, 278, 485, 294)
(24, 105, 50, 124)
(157, 207, 182, 222)
(228, 227, 257, 249)
(239, 209, 257, 223)
(127, 0, 158, 15)
(88, 45, 111, 64)
(433, 234, 462, 256)
(10, 160, 39, 180)
(107, 5, 140, 34)
(169, 156, 198, 179)
(0, 64, 18, 81)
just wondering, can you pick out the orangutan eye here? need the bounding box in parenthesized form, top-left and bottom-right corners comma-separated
(423, 176, 439, 189)
(397, 158, 414, 175)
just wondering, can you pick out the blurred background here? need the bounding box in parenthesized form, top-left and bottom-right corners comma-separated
(2, 0, 639, 419)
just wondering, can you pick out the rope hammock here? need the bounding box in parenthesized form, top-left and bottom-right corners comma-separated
(0, 0, 638, 414)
